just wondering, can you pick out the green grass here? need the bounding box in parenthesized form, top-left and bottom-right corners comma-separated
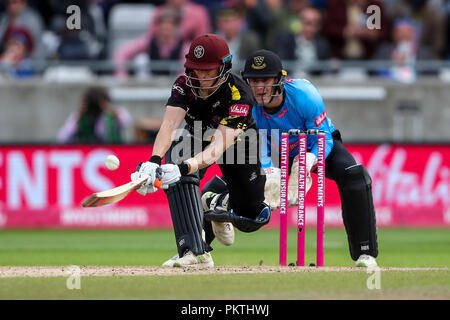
(0, 228, 449, 299)
(0, 228, 449, 267)
(1, 271, 449, 300)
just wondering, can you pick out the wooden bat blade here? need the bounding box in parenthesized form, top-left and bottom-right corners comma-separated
(82, 175, 149, 208)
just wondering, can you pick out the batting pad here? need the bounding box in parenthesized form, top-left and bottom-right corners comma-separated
(165, 175, 209, 257)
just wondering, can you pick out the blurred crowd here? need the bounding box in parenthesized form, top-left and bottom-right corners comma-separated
(0, 0, 450, 80)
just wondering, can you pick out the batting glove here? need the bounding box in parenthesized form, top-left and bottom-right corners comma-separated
(160, 164, 181, 189)
(131, 161, 162, 195)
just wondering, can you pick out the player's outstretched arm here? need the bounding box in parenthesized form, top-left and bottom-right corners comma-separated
(152, 106, 186, 158)
(131, 106, 186, 195)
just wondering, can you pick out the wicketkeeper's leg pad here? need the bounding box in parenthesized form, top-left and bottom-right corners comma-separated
(338, 164, 378, 261)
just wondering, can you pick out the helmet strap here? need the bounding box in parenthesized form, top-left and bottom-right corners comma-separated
(252, 75, 285, 108)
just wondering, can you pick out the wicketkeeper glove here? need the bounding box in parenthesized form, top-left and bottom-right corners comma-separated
(263, 167, 281, 210)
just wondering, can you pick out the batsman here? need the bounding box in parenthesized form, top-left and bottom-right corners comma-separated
(131, 34, 271, 268)
(241, 50, 378, 267)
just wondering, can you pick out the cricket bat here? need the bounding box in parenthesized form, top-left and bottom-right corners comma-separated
(82, 175, 153, 208)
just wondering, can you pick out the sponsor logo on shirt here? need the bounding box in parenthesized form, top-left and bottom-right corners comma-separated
(315, 110, 327, 127)
(289, 139, 299, 152)
(229, 104, 249, 116)
(212, 101, 220, 108)
(172, 84, 185, 95)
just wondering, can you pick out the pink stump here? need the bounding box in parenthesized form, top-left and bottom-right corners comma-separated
(297, 133, 307, 266)
(279, 132, 289, 266)
(316, 132, 326, 267)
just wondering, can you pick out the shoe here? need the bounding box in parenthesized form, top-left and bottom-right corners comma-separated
(162, 253, 179, 267)
(171, 250, 214, 268)
(162, 231, 207, 266)
(355, 254, 378, 268)
(212, 221, 234, 246)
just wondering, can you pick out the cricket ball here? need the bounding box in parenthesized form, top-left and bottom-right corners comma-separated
(105, 154, 120, 170)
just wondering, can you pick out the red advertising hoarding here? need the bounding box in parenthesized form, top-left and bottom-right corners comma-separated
(0, 144, 449, 228)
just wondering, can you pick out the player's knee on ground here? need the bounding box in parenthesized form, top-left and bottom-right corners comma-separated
(165, 175, 211, 257)
(338, 164, 378, 260)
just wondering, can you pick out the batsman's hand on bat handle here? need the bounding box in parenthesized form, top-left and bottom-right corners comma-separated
(138, 159, 163, 189)
(154, 167, 163, 188)
(160, 163, 181, 189)
(131, 160, 161, 195)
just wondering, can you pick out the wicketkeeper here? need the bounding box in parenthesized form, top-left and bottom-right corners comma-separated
(131, 34, 271, 268)
(241, 49, 379, 267)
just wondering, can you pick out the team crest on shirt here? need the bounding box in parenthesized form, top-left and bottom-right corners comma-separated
(194, 45, 204, 58)
(252, 56, 266, 70)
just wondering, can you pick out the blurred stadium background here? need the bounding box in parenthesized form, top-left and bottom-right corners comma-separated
(0, 0, 449, 232)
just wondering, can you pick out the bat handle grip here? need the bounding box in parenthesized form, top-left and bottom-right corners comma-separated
(154, 167, 163, 189)
(154, 178, 162, 188)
